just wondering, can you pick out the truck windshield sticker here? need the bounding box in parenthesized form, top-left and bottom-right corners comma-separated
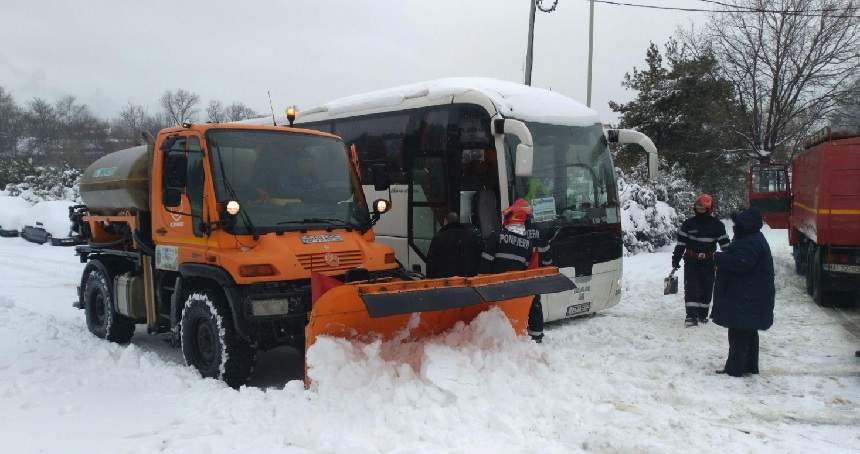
(531, 197, 557, 222)
(155, 245, 179, 271)
(301, 234, 343, 244)
(93, 167, 117, 178)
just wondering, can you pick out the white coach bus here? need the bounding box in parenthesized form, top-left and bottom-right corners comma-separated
(254, 78, 656, 322)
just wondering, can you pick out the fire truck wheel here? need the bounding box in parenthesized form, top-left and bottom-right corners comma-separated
(83, 264, 135, 343)
(812, 248, 834, 307)
(180, 289, 256, 388)
(793, 245, 804, 276)
(805, 244, 816, 296)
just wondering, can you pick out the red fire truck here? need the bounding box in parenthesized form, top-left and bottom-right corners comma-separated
(748, 126, 860, 306)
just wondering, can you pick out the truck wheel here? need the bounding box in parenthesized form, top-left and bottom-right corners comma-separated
(805, 244, 815, 296)
(83, 264, 136, 343)
(793, 244, 804, 275)
(812, 248, 834, 307)
(180, 289, 256, 388)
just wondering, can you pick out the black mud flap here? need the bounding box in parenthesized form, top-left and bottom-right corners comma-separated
(473, 274, 576, 302)
(360, 287, 482, 318)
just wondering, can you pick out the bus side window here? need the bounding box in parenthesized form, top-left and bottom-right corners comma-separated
(335, 114, 410, 185)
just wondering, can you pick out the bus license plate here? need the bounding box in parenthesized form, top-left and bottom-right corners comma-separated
(566, 302, 591, 317)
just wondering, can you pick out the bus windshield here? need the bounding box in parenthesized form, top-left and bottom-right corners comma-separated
(513, 123, 618, 226)
(207, 130, 370, 233)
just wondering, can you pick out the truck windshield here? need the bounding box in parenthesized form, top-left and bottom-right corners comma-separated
(511, 123, 618, 226)
(207, 130, 370, 233)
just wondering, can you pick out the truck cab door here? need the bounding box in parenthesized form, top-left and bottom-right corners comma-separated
(748, 163, 791, 229)
(153, 133, 209, 265)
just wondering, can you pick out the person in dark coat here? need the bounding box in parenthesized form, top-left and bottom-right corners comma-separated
(672, 193, 730, 327)
(711, 208, 775, 377)
(426, 212, 483, 279)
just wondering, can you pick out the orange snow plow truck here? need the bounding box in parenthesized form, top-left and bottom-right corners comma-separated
(70, 123, 574, 387)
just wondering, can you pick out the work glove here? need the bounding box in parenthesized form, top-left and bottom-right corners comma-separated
(671, 259, 680, 270)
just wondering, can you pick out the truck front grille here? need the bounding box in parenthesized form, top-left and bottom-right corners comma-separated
(295, 250, 364, 272)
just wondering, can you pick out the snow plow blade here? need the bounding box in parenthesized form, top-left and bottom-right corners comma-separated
(305, 267, 575, 349)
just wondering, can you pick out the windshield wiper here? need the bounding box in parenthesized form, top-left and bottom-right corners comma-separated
(210, 140, 259, 239)
(276, 218, 352, 226)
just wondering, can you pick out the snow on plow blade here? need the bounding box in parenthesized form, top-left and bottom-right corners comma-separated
(305, 267, 575, 350)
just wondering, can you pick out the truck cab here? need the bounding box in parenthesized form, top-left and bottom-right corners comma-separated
(75, 124, 399, 386)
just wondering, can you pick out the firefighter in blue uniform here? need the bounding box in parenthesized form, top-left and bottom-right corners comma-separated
(481, 198, 546, 342)
(672, 194, 730, 327)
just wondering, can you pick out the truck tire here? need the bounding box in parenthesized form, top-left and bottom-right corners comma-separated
(793, 244, 804, 275)
(805, 244, 815, 296)
(83, 264, 136, 343)
(812, 248, 834, 307)
(180, 288, 256, 388)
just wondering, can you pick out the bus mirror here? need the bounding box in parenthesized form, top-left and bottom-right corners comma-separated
(371, 163, 390, 191)
(607, 129, 659, 180)
(494, 118, 535, 177)
(514, 144, 534, 177)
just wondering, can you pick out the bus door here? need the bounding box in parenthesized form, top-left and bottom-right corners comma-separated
(407, 105, 499, 275)
(748, 162, 791, 229)
(408, 108, 452, 274)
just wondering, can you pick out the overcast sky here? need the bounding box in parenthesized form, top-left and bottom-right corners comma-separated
(0, 0, 703, 124)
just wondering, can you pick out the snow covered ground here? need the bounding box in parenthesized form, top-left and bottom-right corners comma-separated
(0, 226, 857, 453)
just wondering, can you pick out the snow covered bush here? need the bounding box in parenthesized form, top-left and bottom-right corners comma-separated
(4, 165, 81, 204)
(617, 164, 696, 254)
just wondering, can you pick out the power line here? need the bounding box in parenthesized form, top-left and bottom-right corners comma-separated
(695, 0, 859, 15)
(582, 0, 860, 18)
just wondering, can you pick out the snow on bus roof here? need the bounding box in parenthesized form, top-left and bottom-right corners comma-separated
(295, 77, 601, 127)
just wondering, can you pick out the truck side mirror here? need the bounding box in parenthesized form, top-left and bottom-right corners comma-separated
(371, 162, 391, 191)
(164, 153, 188, 188)
(163, 187, 182, 207)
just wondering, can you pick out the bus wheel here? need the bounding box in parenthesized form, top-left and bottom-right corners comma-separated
(180, 289, 256, 388)
(83, 263, 135, 343)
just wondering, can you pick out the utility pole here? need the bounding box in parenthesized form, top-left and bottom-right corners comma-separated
(524, 1, 558, 87)
(586, 0, 594, 107)
(525, 0, 537, 86)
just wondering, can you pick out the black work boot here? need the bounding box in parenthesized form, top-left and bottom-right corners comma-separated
(685, 317, 698, 328)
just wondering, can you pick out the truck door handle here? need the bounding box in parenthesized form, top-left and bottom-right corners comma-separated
(155, 228, 167, 235)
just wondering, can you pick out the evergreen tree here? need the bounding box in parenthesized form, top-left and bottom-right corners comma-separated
(610, 40, 749, 213)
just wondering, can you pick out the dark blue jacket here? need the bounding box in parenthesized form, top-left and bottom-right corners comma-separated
(711, 209, 775, 331)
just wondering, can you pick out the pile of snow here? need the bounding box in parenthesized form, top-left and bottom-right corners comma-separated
(22, 200, 75, 237)
(0, 195, 31, 231)
(617, 165, 698, 254)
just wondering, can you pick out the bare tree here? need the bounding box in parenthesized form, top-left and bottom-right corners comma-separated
(701, 0, 860, 158)
(0, 87, 24, 156)
(160, 89, 200, 124)
(115, 102, 149, 145)
(225, 102, 258, 121)
(206, 100, 225, 123)
(829, 77, 860, 128)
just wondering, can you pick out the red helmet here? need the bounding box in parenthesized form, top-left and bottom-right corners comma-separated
(503, 198, 532, 226)
(694, 193, 714, 214)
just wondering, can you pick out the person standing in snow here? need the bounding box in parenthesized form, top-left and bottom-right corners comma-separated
(426, 212, 483, 278)
(672, 194, 730, 327)
(480, 199, 544, 343)
(711, 208, 775, 377)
